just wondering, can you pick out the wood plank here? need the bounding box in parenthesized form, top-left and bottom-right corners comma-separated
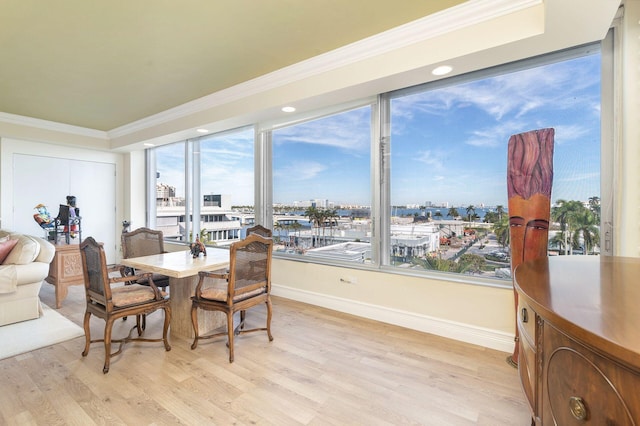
(0, 280, 532, 425)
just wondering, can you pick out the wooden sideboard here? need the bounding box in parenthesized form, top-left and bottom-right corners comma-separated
(45, 243, 85, 308)
(514, 256, 640, 425)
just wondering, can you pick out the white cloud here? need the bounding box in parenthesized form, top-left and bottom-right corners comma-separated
(274, 161, 327, 181)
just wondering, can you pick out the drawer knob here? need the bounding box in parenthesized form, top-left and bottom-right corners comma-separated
(569, 396, 588, 420)
(520, 307, 529, 323)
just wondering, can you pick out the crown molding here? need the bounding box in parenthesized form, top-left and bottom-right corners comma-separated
(0, 111, 108, 139)
(108, 0, 541, 139)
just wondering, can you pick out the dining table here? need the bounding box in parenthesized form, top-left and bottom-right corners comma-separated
(120, 248, 230, 339)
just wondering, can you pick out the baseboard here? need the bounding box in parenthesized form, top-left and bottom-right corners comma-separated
(271, 284, 515, 353)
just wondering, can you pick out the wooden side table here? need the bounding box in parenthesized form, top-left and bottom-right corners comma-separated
(45, 243, 85, 308)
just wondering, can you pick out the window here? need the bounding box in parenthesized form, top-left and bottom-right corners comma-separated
(147, 43, 610, 284)
(270, 105, 373, 262)
(385, 48, 601, 279)
(150, 127, 254, 245)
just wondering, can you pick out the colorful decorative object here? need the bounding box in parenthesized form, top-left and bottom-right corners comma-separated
(506, 128, 554, 367)
(190, 236, 207, 258)
(33, 203, 54, 229)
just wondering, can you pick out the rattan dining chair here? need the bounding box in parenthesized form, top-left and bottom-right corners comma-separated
(190, 233, 273, 362)
(246, 224, 272, 238)
(79, 236, 171, 373)
(121, 227, 170, 291)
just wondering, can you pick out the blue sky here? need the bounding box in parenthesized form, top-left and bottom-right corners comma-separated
(158, 53, 601, 208)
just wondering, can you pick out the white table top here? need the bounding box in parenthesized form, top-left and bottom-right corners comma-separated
(120, 248, 229, 279)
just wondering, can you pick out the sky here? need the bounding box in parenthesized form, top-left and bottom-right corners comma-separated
(157, 52, 601, 209)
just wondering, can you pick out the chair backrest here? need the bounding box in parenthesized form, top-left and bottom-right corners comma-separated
(56, 204, 80, 222)
(80, 236, 112, 306)
(228, 234, 273, 297)
(57, 204, 70, 222)
(246, 224, 272, 238)
(121, 227, 165, 259)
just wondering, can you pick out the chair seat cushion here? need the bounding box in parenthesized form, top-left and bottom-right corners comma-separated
(112, 284, 163, 307)
(135, 272, 170, 287)
(200, 280, 265, 302)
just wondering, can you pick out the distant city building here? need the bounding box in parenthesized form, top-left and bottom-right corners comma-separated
(156, 182, 176, 199)
(156, 187, 248, 244)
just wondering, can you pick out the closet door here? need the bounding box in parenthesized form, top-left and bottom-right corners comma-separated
(12, 154, 117, 263)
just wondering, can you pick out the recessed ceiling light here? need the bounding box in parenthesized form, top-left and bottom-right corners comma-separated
(196, 128, 209, 133)
(282, 106, 296, 113)
(143, 143, 155, 147)
(432, 65, 453, 76)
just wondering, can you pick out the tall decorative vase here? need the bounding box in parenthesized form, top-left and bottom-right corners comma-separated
(506, 128, 554, 367)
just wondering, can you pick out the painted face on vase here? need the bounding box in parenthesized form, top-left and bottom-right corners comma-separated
(509, 193, 550, 272)
(506, 128, 554, 272)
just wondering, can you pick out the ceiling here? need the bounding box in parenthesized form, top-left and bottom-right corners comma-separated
(0, 0, 465, 132)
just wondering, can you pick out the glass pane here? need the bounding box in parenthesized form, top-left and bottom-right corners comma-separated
(272, 106, 372, 262)
(198, 128, 254, 245)
(155, 142, 186, 241)
(389, 53, 601, 279)
(153, 127, 254, 245)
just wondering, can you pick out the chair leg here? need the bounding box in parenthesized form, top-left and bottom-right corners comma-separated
(135, 314, 146, 335)
(227, 311, 235, 363)
(162, 306, 171, 351)
(103, 318, 115, 374)
(266, 297, 274, 341)
(81, 311, 91, 356)
(190, 305, 199, 350)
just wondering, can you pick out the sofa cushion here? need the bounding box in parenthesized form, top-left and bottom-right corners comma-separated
(0, 237, 18, 264)
(4, 234, 41, 265)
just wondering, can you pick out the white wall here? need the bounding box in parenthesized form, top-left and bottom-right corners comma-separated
(270, 260, 515, 352)
(617, 0, 640, 257)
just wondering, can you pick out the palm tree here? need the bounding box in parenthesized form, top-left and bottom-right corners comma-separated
(493, 216, 509, 248)
(551, 199, 584, 255)
(466, 205, 476, 222)
(496, 205, 505, 222)
(483, 211, 498, 223)
(571, 208, 600, 254)
(326, 209, 339, 243)
(447, 207, 460, 220)
(290, 221, 302, 248)
(434, 210, 443, 220)
(304, 206, 321, 247)
(588, 196, 601, 223)
(273, 221, 283, 245)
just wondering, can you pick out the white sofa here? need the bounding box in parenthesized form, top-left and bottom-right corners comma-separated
(0, 231, 56, 326)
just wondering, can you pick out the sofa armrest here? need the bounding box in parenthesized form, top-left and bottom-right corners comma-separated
(34, 237, 55, 264)
(0, 264, 17, 293)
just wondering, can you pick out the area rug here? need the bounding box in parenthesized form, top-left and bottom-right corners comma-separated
(0, 304, 84, 360)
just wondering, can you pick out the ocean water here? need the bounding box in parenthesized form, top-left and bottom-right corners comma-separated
(282, 207, 500, 221)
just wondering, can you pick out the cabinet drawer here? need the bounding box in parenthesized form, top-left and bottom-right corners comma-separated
(544, 323, 640, 424)
(518, 333, 536, 414)
(517, 298, 536, 346)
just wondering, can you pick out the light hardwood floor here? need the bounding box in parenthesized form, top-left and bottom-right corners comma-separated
(1, 281, 531, 425)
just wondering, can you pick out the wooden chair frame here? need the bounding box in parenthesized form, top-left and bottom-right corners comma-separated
(120, 227, 170, 290)
(80, 236, 171, 373)
(246, 224, 272, 238)
(190, 234, 273, 362)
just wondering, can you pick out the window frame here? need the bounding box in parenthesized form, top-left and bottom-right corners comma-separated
(146, 38, 615, 289)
